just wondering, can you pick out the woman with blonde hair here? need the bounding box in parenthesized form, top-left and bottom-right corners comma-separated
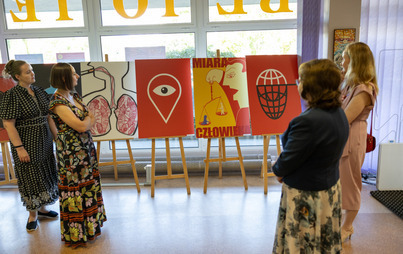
(339, 42, 378, 242)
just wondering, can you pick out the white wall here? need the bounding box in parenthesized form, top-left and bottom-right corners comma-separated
(326, 0, 362, 59)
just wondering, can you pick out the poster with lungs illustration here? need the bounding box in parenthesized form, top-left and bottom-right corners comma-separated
(135, 58, 194, 139)
(0, 64, 16, 141)
(245, 55, 301, 135)
(80, 62, 138, 140)
(192, 58, 251, 138)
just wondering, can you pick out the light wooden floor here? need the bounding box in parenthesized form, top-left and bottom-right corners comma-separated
(0, 174, 401, 254)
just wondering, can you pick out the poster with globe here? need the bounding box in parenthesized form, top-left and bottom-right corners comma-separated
(245, 55, 301, 135)
(192, 58, 251, 138)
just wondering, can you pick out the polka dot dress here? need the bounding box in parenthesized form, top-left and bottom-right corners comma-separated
(0, 84, 58, 211)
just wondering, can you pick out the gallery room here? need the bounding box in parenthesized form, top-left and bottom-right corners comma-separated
(0, 0, 402, 253)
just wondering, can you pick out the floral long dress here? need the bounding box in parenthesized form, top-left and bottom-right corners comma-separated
(272, 181, 342, 254)
(49, 92, 106, 247)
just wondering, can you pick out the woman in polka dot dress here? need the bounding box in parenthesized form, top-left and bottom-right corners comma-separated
(49, 62, 106, 248)
(0, 60, 59, 232)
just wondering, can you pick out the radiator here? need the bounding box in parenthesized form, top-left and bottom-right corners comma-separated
(376, 143, 403, 190)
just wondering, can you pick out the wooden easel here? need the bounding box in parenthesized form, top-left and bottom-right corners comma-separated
(202, 49, 248, 193)
(150, 136, 190, 197)
(203, 137, 248, 193)
(0, 141, 17, 185)
(96, 138, 141, 193)
(260, 134, 282, 194)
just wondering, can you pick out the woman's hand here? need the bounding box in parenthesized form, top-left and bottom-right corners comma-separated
(16, 147, 31, 163)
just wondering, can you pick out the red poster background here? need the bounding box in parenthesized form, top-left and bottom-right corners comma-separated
(136, 59, 194, 138)
(246, 55, 301, 135)
(0, 64, 17, 141)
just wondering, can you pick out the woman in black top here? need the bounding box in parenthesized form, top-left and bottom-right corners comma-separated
(272, 59, 349, 253)
(0, 60, 59, 232)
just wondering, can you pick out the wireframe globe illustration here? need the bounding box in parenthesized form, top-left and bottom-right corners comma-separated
(256, 69, 288, 120)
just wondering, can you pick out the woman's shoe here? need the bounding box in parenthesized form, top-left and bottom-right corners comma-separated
(26, 219, 38, 232)
(341, 227, 354, 242)
(38, 210, 58, 218)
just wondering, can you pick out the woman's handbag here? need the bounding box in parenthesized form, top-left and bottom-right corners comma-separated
(366, 110, 376, 153)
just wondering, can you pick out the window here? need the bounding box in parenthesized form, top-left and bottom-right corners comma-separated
(3, 0, 84, 29)
(101, 33, 195, 61)
(7, 37, 89, 63)
(209, 0, 297, 22)
(207, 29, 297, 57)
(100, 0, 191, 26)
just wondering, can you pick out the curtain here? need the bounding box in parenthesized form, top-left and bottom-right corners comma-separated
(360, 0, 403, 175)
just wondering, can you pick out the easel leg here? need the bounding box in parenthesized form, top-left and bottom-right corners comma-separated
(235, 137, 248, 191)
(263, 135, 270, 195)
(165, 138, 172, 177)
(96, 141, 101, 163)
(179, 137, 191, 195)
(5, 143, 15, 180)
(1, 143, 10, 183)
(203, 138, 212, 194)
(276, 135, 281, 155)
(151, 139, 156, 198)
(218, 138, 224, 178)
(111, 140, 118, 181)
(126, 139, 141, 193)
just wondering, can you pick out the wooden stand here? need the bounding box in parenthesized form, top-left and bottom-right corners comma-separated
(203, 137, 248, 194)
(261, 134, 282, 194)
(150, 136, 190, 197)
(96, 138, 141, 193)
(0, 141, 17, 185)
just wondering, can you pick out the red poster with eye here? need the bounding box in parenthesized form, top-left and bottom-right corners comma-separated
(246, 55, 302, 135)
(136, 59, 194, 138)
(0, 64, 17, 141)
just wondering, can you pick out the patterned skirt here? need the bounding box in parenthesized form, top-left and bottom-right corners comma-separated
(273, 181, 342, 254)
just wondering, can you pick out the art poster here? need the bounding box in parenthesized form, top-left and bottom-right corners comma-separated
(192, 58, 251, 139)
(333, 28, 356, 69)
(135, 59, 194, 139)
(245, 55, 301, 135)
(0, 64, 16, 141)
(80, 62, 138, 140)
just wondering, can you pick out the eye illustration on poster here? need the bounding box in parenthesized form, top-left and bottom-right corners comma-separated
(0, 64, 16, 141)
(80, 62, 138, 140)
(245, 55, 301, 135)
(31, 63, 82, 97)
(135, 59, 194, 139)
(192, 58, 251, 139)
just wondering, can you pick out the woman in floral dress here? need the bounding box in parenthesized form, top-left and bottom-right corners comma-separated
(272, 59, 349, 253)
(49, 62, 106, 247)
